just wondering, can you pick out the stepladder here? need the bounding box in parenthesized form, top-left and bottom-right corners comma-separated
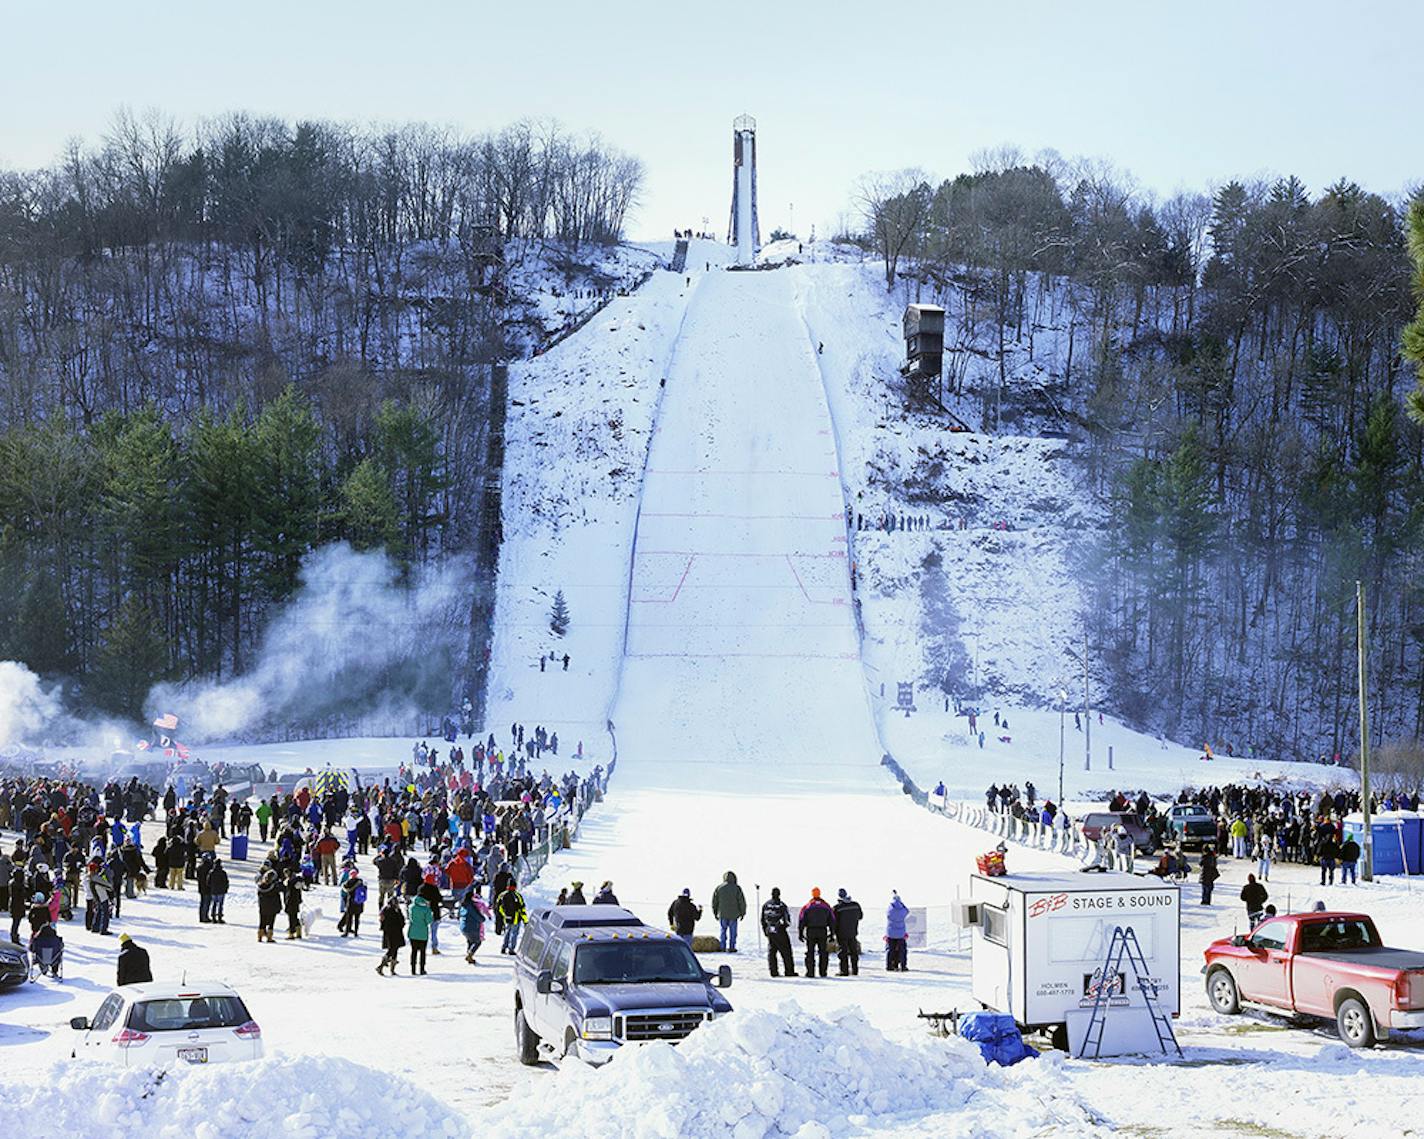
(1078, 924, 1182, 1059)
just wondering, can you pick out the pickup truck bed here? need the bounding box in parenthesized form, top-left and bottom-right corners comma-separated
(1308, 948, 1424, 971)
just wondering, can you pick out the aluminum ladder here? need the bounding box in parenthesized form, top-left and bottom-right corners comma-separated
(1078, 924, 1182, 1059)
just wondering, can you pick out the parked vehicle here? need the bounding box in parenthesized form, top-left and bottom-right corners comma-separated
(70, 981, 263, 1066)
(1078, 811, 1155, 854)
(0, 942, 29, 989)
(512, 905, 732, 1066)
(1165, 805, 1217, 849)
(1203, 912, 1424, 1047)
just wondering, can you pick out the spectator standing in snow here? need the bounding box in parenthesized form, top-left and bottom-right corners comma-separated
(338, 871, 367, 936)
(1199, 845, 1220, 905)
(498, 884, 527, 953)
(1339, 835, 1360, 884)
(208, 859, 229, 923)
(1318, 833, 1339, 885)
(797, 888, 834, 978)
(256, 870, 281, 943)
(116, 933, 153, 985)
(459, 888, 490, 963)
(833, 889, 863, 976)
(711, 871, 746, 952)
(593, 881, 619, 905)
(407, 893, 433, 975)
(1241, 874, 1268, 928)
(1253, 835, 1272, 881)
(885, 890, 909, 971)
(667, 888, 701, 946)
(760, 887, 796, 977)
(377, 896, 406, 975)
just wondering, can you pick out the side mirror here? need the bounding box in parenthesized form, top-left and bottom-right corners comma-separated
(70, 1016, 90, 1031)
(716, 964, 733, 989)
(535, 970, 553, 995)
(1230, 935, 1247, 948)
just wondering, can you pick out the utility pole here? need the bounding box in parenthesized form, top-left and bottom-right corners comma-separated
(1083, 627, 1091, 772)
(1357, 580, 1374, 882)
(1058, 690, 1067, 806)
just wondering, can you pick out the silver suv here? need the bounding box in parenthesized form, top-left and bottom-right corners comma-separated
(512, 905, 733, 1066)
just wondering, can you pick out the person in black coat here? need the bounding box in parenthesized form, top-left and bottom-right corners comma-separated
(833, 889, 864, 976)
(1240, 874, 1268, 928)
(797, 890, 835, 978)
(208, 860, 230, 923)
(283, 873, 305, 939)
(667, 888, 701, 943)
(399, 858, 423, 899)
(151, 836, 168, 891)
(760, 887, 796, 978)
(116, 933, 152, 986)
(1199, 846, 1220, 905)
(8, 864, 25, 943)
(256, 871, 282, 943)
(377, 897, 406, 975)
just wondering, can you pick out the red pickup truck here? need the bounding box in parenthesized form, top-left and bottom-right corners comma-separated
(1203, 911, 1424, 1047)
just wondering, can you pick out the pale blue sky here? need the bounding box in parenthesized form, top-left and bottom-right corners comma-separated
(2, 0, 1418, 239)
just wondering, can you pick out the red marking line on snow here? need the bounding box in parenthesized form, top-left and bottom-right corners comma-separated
(647, 469, 840, 478)
(638, 550, 845, 559)
(785, 555, 849, 606)
(630, 555, 695, 604)
(626, 652, 859, 660)
(641, 512, 844, 522)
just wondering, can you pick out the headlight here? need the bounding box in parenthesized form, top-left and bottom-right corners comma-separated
(581, 1016, 613, 1040)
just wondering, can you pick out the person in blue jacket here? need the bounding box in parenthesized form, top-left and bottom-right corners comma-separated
(885, 890, 909, 972)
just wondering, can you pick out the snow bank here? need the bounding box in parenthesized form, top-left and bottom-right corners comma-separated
(484, 1003, 1102, 1138)
(0, 1054, 467, 1139)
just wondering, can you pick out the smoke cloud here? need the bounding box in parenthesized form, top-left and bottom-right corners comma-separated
(148, 543, 470, 743)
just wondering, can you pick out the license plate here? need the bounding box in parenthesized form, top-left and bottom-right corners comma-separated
(177, 1047, 208, 1063)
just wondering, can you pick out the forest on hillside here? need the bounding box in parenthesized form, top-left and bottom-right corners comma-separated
(0, 111, 643, 726)
(859, 153, 1424, 760)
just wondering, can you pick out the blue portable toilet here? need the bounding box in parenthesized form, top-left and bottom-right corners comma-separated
(1343, 812, 1409, 876)
(1397, 812, 1423, 874)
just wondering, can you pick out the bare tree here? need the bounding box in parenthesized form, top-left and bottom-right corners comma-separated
(857, 168, 932, 289)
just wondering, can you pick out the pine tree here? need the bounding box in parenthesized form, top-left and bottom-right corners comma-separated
(1404, 195, 1424, 421)
(550, 590, 570, 637)
(90, 597, 168, 718)
(339, 459, 400, 554)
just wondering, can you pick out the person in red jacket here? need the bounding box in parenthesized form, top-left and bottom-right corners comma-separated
(797, 888, 835, 978)
(447, 850, 475, 894)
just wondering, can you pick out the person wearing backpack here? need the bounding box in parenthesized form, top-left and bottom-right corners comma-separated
(339, 871, 368, 936)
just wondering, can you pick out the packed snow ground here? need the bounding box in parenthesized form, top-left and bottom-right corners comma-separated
(5, 251, 1420, 1138)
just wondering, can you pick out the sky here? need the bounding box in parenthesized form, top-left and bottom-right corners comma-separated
(1, 0, 1419, 241)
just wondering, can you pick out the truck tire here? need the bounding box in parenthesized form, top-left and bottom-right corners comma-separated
(515, 1006, 541, 1065)
(1206, 968, 1240, 1015)
(1336, 997, 1376, 1048)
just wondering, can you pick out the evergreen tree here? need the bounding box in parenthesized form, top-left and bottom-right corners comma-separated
(90, 596, 168, 718)
(338, 458, 400, 554)
(1405, 195, 1424, 421)
(550, 589, 570, 637)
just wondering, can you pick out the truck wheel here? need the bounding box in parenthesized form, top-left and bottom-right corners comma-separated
(1336, 998, 1376, 1048)
(1206, 968, 1240, 1015)
(1050, 1024, 1069, 1051)
(515, 1007, 541, 1065)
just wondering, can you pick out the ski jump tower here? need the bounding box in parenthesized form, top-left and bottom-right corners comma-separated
(727, 114, 760, 266)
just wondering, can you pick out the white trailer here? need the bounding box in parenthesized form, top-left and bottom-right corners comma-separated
(962, 872, 1180, 1054)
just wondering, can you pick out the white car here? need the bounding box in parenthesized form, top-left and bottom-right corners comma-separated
(70, 981, 263, 1067)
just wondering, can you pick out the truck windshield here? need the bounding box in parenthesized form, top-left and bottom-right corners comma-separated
(1298, 919, 1381, 953)
(572, 941, 704, 985)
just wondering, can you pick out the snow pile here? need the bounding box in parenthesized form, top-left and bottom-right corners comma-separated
(0, 1054, 466, 1139)
(484, 1004, 1102, 1138)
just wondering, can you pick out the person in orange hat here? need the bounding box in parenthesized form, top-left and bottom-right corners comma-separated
(797, 888, 835, 978)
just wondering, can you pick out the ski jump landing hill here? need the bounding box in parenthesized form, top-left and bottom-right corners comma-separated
(532, 256, 1060, 916)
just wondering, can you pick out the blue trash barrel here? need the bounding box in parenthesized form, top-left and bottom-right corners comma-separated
(231, 833, 249, 862)
(1397, 813, 1423, 874)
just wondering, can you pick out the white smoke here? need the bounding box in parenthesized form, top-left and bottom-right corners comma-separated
(148, 543, 470, 743)
(0, 660, 66, 748)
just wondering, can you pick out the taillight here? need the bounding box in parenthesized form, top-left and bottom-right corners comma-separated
(111, 1028, 150, 1047)
(233, 1020, 262, 1039)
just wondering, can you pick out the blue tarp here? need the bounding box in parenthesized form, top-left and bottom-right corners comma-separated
(958, 1011, 1039, 1066)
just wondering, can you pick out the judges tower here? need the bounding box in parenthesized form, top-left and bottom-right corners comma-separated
(727, 115, 760, 266)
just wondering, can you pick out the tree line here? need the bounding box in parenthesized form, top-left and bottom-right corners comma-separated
(859, 150, 1424, 759)
(0, 111, 644, 724)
